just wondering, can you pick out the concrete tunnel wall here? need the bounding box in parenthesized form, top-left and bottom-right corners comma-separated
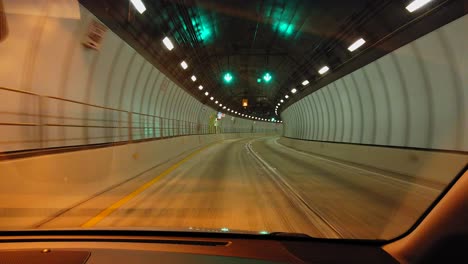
(281, 14, 468, 152)
(0, 2, 280, 228)
(0, 1, 280, 153)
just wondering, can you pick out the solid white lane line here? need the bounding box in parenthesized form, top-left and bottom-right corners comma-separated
(246, 139, 343, 238)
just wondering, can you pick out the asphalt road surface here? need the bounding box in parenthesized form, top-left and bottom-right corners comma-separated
(42, 137, 442, 239)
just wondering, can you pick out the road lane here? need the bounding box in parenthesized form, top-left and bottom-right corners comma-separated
(42, 136, 443, 239)
(251, 137, 441, 239)
(94, 137, 330, 237)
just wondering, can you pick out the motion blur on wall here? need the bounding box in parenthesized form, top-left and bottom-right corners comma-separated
(0, 0, 280, 153)
(282, 14, 468, 152)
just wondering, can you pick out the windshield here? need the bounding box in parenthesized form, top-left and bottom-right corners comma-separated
(0, 0, 467, 240)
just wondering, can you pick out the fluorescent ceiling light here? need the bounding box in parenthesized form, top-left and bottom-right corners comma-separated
(285, 95, 289, 99)
(348, 38, 366, 52)
(318, 66, 329, 75)
(302, 80, 309, 86)
(191, 75, 197, 82)
(198, 85, 203, 90)
(180, 61, 188, 69)
(406, 0, 433, 12)
(291, 88, 297, 94)
(162, 37, 174, 50)
(130, 0, 146, 14)
(205, 91, 209, 96)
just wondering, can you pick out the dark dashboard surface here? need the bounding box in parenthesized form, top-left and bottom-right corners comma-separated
(0, 232, 398, 264)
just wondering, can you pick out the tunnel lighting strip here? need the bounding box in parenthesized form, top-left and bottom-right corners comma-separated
(348, 38, 366, 52)
(406, 0, 433, 12)
(130, 0, 146, 14)
(162, 37, 174, 50)
(318, 66, 330, 75)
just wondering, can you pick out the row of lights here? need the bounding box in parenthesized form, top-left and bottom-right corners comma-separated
(161, 25, 279, 123)
(274, 0, 435, 115)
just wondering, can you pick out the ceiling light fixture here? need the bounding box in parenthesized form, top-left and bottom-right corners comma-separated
(348, 38, 366, 52)
(406, 0, 433, 12)
(291, 88, 297, 94)
(302, 80, 309, 86)
(318, 66, 329, 75)
(180, 61, 188, 69)
(191, 75, 197, 82)
(162, 37, 174, 50)
(205, 91, 209, 96)
(130, 0, 146, 14)
(198, 85, 203, 90)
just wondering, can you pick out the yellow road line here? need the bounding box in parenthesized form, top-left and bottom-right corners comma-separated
(81, 143, 217, 227)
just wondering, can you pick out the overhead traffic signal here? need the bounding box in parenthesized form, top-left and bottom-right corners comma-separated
(263, 72, 272, 83)
(223, 72, 233, 83)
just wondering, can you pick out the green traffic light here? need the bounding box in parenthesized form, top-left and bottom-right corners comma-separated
(223, 72, 233, 83)
(263, 72, 272, 83)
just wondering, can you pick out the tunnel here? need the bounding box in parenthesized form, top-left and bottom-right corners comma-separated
(0, 0, 467, 241)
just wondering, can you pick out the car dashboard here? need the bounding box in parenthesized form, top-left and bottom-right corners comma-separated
(0, 231, 398, 264)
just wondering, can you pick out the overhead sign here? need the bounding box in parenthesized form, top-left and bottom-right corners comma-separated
(242, 99, 248, 107)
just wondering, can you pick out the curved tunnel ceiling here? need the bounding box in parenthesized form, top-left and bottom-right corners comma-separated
(79, 0, 464, 119)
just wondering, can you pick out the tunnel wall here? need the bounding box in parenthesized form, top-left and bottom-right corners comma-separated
(278, 137, 468, 186)
(0, 1, 279, 153)
(282, 14, 468, 152)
